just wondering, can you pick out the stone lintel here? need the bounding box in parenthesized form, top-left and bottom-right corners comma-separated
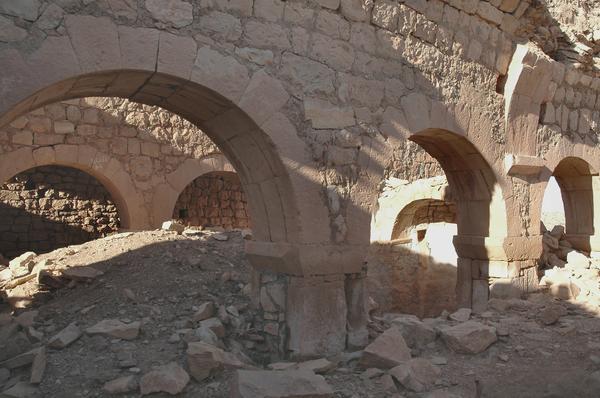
(504, 154, 545, 177)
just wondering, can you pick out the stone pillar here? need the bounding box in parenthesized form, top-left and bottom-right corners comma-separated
(246, 241, 369, 359)
(453, 235, 543, 312)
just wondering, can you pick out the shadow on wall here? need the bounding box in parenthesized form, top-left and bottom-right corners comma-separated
(0, 165, 120, 259)
(366, 240, 457, 319)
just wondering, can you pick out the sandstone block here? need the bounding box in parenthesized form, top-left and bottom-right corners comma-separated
(145, 0, 193, 27)
(48, 322, 82, 349)
(103, 375, 138, 394)
(390, 314, 437, 348)
(231, 370, 334, 398)
(389, 358, 441, 393)
(86, 319, 140, 340)
(187, 342, 246, 381)
(304, 98, 355, 129)
(360, 327, 411, 369)
(140, 362, 189, 396)
(440, 321, 497, 354)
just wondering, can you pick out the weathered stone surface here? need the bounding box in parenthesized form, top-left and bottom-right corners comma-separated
(0, 381, 38, 398)
(48, 322, 82, 349)
(29, 347, 46, 384)
(86, 319, 140, 340)
(198, 317, 225, 338)
(0, 0, 40, 21)
(192, 302, 215, 322)
(9, 252, 36, 278)
(360, 327, 411, 369)
(390, 314, 437, 348)
(304, 98, 355, 129)
(295, 358, 336, 374)
(231, 370, 334, 398)
(145, 0, 193, 27)
(187, 342, 246, 381)
(102, 375, 138, 394)
(440, 321, 497, 354)
(389, 358, 441, 393)
(61, 266, 104, 282)
(0, 16, 27, 42)
(140, 362, 189, 396)
(449, 308, 472, 322)
(538, 304, 567, 325)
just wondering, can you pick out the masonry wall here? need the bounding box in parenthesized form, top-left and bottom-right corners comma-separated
(0, 165, 119, 258)
(0, 97, 240, 230)
(173, 172, 250, 229)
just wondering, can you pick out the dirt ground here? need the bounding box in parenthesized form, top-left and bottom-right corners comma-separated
(1, 230, 600, 397)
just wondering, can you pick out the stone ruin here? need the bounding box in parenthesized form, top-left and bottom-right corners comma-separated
(0, 0, 599, 372)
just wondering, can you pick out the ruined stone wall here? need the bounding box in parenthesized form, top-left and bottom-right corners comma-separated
(0, 165, 119, 258)
(172, 172, 250, 230)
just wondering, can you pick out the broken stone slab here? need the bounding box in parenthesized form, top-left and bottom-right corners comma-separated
(449, 308, 471, 322)
(29, 347, 46, 384)
(86, 319, 140, 340)
(48, 322, 82, 349)
(0, 381, 38, 398)
(139, 362, 189, 396)
(161, 220, 185, 234)
(198, 317, 225, 338)
(390, 314, 437, 348)
(231, 370, 334, 398)
(8, 252, 36, 279)
(439, 321, 497, 354)
(360, 327, 411, 369)
(0, 347, 42, 369)
(2, 274, 36, 290)
(538, 304, 568, 325)
(102, 375, 138, 394)
(192, 302, 215, 322)
(186, 342, 246, 381)
(61, 266, 103, 282)
(295, 358, 336, 374)
(389, 358, 441, 393)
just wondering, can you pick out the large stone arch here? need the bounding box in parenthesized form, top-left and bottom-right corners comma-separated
(0, 145, 146, 230)
(0, 21, 355, 358)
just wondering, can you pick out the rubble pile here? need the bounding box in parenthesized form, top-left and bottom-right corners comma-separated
(538, 225, 600, 309)
(1, 229, 600, 397)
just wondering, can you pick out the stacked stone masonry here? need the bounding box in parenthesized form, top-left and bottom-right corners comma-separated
(172, 172, 250, 229)
(0, 165, 119, 258)
(0, 96, 238, 231)
(1, 0, 600, 358)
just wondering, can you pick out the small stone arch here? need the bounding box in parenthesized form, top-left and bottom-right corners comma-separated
(544, 157, 599, 253)
(0, 145, 148, 230)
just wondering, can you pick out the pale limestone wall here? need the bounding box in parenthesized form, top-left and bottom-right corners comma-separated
(0, 165, 119, 258)
(0, 97, 231, 230)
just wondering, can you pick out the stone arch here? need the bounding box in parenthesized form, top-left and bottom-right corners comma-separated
(391, 198, 457, 241)
(0, 145, 147, 230)
(370, 176, 451, 242)
(546, 157, 599, 253)
(0, 164, 121, 258)
(153, 153, 237, 227)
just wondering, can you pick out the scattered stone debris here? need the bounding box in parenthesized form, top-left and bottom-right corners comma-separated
(1, 230, 599, 397)
(161, 220, 185, 234)
(139, 362, 190, 395)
